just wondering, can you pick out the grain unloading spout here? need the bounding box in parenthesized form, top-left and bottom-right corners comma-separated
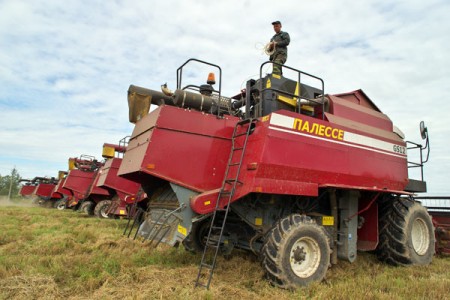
(128, 85, 175, 123)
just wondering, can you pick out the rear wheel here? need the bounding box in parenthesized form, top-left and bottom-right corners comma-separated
(261, 214, 330, 289)
(377, 196, 435, 265)
(94, 200, 112, 218)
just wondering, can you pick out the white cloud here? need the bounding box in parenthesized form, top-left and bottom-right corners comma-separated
(0, 0, 449, 195)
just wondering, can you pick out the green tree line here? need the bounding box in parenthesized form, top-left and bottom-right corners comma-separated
(0, 168, 21, 197)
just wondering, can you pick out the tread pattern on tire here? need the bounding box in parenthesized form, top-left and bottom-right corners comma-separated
(94, 200, 112, 218)
(182, 217, 211, 253)
(260, 214, 330, 289)
(81, 201, 95, 215)
(377, 196, 435, 266)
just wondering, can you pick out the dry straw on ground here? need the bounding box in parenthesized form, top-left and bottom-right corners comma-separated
(0, 204, 449, 300)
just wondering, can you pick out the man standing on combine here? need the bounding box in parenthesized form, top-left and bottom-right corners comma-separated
(268, 21, 290, 76)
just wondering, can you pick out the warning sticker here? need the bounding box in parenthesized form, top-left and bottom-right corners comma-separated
(177, 224, 187, 236)
(322, 216, 334, 226)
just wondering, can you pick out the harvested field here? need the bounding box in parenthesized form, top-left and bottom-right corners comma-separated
(0, 201, 449, 299)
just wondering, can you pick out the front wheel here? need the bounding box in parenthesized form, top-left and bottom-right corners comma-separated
(261, 214, 330, 289)
(377, 196, 435, 265)
(55, 199, 66, 210)
(81, 201, 95, 215)
(183, 218, 211, 253)
(94, 200, 112, 218)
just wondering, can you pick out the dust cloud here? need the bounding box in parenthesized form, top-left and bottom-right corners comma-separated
(0, 196, 35, 207)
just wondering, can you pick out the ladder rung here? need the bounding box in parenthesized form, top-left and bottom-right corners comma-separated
(233, 147, 244, 151)
(234, 132, 248, 137)
(225, 179, 243, 185)
(201, 263, 214, 269)
(237, 119, 253, 125)
(211, 226, 222, 230)
(228, 163, 240, 166)
(195, 282, 208, 288)
(224, 179, 238, 183)
(206, 243, 220, 249)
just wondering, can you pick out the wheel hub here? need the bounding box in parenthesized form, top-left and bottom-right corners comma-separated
(411, 217, 430, 255)
(290, 237, 321, 278)
(101, 207, 109, 218)
(293, 246, 306, 263)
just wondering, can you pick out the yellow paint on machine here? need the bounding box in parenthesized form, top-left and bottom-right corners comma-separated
(278, 95, 297, 107)
(177, 224, 187, 236)
(119, 210, 126, 215)
(102, 146, 115, 158)
(322, 216, 334, 226)
(255, 218, 263, 226)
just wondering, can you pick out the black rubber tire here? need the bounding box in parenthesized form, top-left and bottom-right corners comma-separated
(183, 218, 211, 253)
(261, 214, 330, 289)
(72, 202, 82, 211)
(377, 196, 435, 266)
(94, 200, 112, 218)
(55, 199, 66, 210)
(80, 201, 95, 215)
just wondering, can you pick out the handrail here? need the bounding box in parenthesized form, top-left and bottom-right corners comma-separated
(406, 138, 430, 182)
(176, 58, 223, 117)
(259, 61, 325, 119)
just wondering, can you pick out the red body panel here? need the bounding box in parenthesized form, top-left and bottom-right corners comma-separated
(19, 185, 36, 197)
(34, 183, 57, 198)
(119, 105, 238, 192)
(87, 171, 112, 202)
(97, 157, 144, 217)
(51, 177, 73, 200)
(97, 158, 141, 196)
(119, 101, 408, 216)
(63, 169, 109, 201)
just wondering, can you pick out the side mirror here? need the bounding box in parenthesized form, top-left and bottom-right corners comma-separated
(420, 121, 428, 140)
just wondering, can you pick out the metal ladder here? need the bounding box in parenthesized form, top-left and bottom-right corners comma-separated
(195, 118, 256, 289)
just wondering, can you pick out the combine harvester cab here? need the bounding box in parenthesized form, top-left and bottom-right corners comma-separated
(93, 141, 147, 218)
(118, 58, 435, 289)
(62, 155, 111, 212)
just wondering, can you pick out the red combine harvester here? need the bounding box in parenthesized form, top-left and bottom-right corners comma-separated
(51, 171, 74, 210)
(94, 142, 147, 218)
(23, 177, 60, 207)
(19, 179, 38, 198)
(118, 59, 438, 289)
(62, 155, 111, 215)
(416, 196, 450, 255)
(20, 173, 72, 209)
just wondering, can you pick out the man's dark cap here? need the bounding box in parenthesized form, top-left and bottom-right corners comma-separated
(272, 21, 281, 25)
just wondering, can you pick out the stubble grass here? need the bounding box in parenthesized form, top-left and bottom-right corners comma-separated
(0, 200, 449, 299)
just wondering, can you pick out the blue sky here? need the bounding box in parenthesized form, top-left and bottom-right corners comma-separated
(1, 0, 450, 196)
